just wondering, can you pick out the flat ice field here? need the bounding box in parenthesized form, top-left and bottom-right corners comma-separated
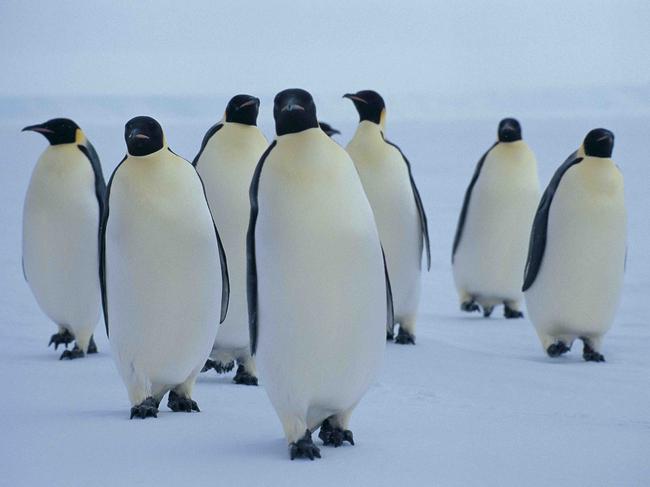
(0, 96, 648, 486)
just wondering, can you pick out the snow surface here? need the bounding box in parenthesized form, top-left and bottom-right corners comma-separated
(1, 97, 648, 486)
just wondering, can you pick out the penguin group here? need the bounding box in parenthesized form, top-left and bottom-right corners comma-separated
(21, 88, 626, 460)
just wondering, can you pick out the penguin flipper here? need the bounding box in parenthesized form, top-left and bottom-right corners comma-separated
(247, 140, 277, 356)
(381, 246, 395, 335)
(99, 155, 128, 337)
(382, 137, 431, 270)
(77, 142, 107, 221)
(522, 151, 582, 291)
(452, 142, 498, 263)
(192, 122, 223, 166)
(318, 121, 340, 137)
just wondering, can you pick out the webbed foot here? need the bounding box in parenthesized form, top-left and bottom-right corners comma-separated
(49, 330, 74, 350)
(394, 327, 415, 345)
(583, 343, 605, 362)
(318, 419, 354, 447)
(482, 306, 494, 318)
(60, 345, 84, 360)
(504, 305, 524, 319)
(87, 336, 98, 354)
(547, 341, 571, 358)
(130, 397, 158, 419)
(461, 300, 480, 313)
(233, 364, 258, 386)
(290, 430, 321, 461)
(201, 359, 235, 374)
(167, 390, 200, 412)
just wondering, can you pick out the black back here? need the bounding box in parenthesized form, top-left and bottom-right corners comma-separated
(77, 140, 106, 221)
(382, 136, 431, 270)
(522, 151, 582, 291)
(246, 141, 277, 355)
(451, 142, 499, 262)
(192, 122, 223, 166)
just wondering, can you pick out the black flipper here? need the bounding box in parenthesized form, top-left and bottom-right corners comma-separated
(192, 122, 223, 166)
(382, 136, 431, 270)
(522, 151, 582, 292)
(99, 155, 128, 337)
(247, 141, 277, 356)
(382, 247, 395, 335)
(77, 141, 107, 221)
(452, 142, 498, 263)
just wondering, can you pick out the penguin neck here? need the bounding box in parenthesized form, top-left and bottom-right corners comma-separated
(353, 120, 384, 141)
(276, 126, 322, 146)
(578, 156, 620, 195)
(127, 144, 169, 159)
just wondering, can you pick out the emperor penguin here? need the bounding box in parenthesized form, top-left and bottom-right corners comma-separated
(22, 118, 105, 359)
(344, 90, 430, 344)
(523, 129, 625, 362)
(452, 118, 540, 318)
(194, 94, 267, 386)
(248, 89, 391, 460)
(101, 116, 230, 418)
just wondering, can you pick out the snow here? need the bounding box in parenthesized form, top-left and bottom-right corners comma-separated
(1, 96, 648, 486)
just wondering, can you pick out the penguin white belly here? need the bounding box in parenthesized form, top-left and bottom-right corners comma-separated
(525, 160, 626, 341)
(197, 125, 267, 352)
(353, 148, 421, 321)
(107, 153, 220, 388)
(453, 143, 539, 305)
(22, 145, 101, 338)
(255, 132, 385, 439)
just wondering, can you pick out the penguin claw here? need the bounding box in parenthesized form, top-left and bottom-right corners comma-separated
(59, 345, 85, 360)
(289, 430, 321, 461)
(583, 343, 605, 362)
(86, 336, 98, 354)
(461, 300, 480, 313)
(394, 327, 415, 345)
(482, 306, 494, 318)
(232, 364, 258, 386)
(167, 390, 200, 412)
(318, 419, 354, 447)
(547, 342, 571, 358)
(130, 397, 158, 419)
(49, 330, 74, 350)
(504, 306, 524, 319)
(386, 330, 395, 341)
(201, 359, 235, 374)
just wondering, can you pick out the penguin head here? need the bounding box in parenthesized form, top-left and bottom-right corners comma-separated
(22, 118, 80, 145)
(273, 89, 319, 136)
(125, 116, 165, 157)
(497, 118, 522, 143)
(343, 90, 386, 126)
(583, 128, 614, 158)
(225, 94, 260, 126)
(319, 122, 340, 137)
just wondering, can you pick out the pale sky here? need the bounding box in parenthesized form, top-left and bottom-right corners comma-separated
(1, 0, 649, 97)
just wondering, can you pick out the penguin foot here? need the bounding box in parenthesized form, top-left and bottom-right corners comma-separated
(386, 330, 394, 341)
(232, 364, 258, 386)
(546, 342, 571, 358)
(394, 327, 415, 345)
(167, 390, 200, 412)
(60, 345, 85, 360)
(201, 359, 235, 374)
(87, 336, 98, 354)
(130, 397, 158, 419)
(461, 300, 480, 313)
(482, 306, 494, 318)
(504, 306, 524, 319)
(49, 330, 74, 350)
(318, 419, 354, 447)
(289, 430, 321, 461)
(583, 343, 605, 362)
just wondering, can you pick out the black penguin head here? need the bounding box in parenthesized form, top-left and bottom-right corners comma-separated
(125, 116, 165, 156)
(22, 118, 80, 145)
(225, 94, 260, 125)
(583, 128, 614, 158)
(273, 89, 319, 136)
(319, 122, 340, 137)
(343, 90, 386, 125)
(497, 118, 522, 142)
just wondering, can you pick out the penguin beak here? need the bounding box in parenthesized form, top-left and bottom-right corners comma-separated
(22, 124, 54, 134)
(281, 103, 305, 112)
(238, 98, 260, 110)
(343, 94, 367, 104)
(127, 128, 150, 141)
(134, 134, 150, 140)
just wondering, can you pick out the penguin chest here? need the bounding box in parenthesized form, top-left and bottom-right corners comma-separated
(527, 160, 626, 334)
(22, 146, 100, 324)
(107, 156, 221, 383)
(454, 145, 540, 300)
(255, 135, 385, 410)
